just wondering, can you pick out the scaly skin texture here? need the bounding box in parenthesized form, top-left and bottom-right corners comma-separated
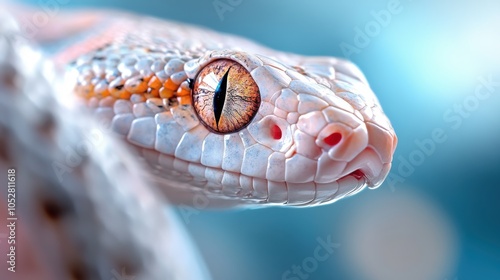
(0, 12, 210, 280)
(62, 12, 397, 207)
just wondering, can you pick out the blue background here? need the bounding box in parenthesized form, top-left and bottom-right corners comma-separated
(19, 0, 500, 279)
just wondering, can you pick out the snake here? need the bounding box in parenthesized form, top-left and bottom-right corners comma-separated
(0, 6, 397, 279)
(49, 9, 398, 207)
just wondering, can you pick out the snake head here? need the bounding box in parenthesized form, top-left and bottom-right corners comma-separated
(180, 50, 397, 206)
(71, 30, 396, 207)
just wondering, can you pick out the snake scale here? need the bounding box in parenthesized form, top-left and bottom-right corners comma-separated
(0, 6, 396, 280)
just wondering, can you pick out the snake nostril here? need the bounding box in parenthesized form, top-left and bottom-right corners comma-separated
(270, 124, 282, 140)
(324, 132, 342, 146)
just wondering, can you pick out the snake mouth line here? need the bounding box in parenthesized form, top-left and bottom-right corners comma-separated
(135, 146, 368, 206)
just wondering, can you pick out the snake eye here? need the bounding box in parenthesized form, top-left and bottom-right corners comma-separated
(192, 59, 260, 134)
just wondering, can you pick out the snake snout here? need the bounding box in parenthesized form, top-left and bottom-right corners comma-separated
(295, 102, 373, 187)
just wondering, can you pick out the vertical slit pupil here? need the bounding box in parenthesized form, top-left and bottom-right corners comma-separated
(213, 67, 231, 128)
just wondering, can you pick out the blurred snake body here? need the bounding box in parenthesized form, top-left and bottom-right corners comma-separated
(58, 11, 397, 207)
